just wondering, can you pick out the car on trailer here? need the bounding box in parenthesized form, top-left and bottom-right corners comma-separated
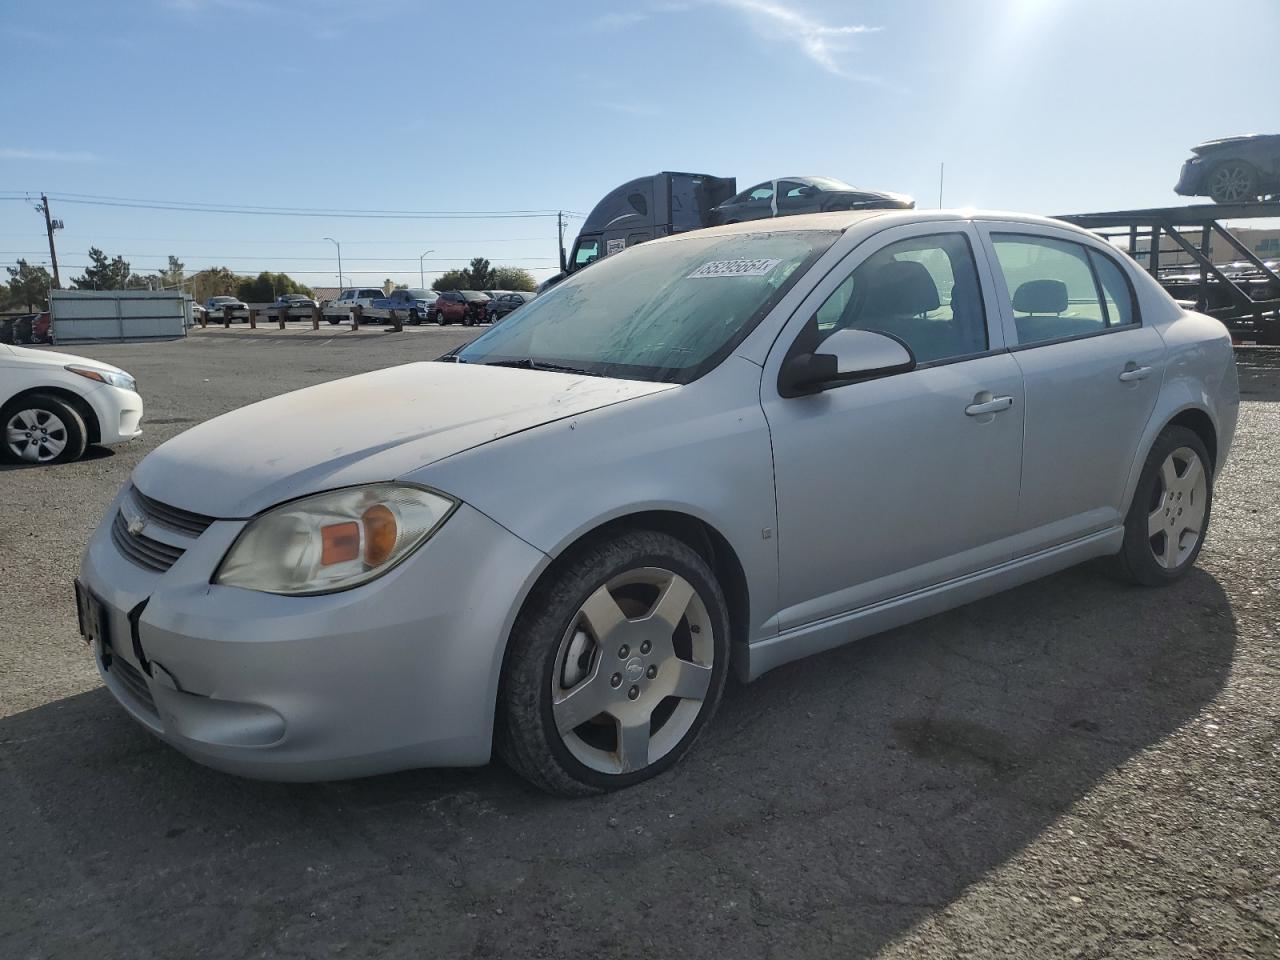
(1174, 134, 1280, 204)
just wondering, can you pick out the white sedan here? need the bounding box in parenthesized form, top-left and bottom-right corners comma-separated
(0, 344, 143, 464)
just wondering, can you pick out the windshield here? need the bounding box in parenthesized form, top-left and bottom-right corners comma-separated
(210, 297, 234, 304)
(806, 176, 856, 191)
(406, 289, 432, 298)
(461, 291, 488, 301)
(453, 229, 836, 383)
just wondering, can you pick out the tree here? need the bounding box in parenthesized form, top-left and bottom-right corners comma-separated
(5, 260, 53, 311)
(188, 267, 242, 302)
(160, 255, 185, 289)
(432, 269, 468, 291)
(235, 271, 314, 303)
(465, 257, 493, 289)
(490, 266, 536, 292)
(73, 247, 131, 290)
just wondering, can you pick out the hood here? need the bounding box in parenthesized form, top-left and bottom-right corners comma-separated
(2, 344, 129, 374)
(131, 361, 675, 518)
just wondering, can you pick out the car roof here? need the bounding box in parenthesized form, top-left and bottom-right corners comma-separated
(646, 209, 1102, 245)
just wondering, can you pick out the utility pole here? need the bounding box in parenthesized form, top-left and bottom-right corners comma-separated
(937, 163, 945, 209)
(557, 211, 567, 273)
(418, 249, 435, 289)
(323, 237, 343, 291)
(38, 194, 63, 288)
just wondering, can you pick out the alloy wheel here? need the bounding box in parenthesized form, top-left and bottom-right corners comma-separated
(551, 567, 715, 775)
(5, 408, 69, 463)
(1208, 163, 1255, 203)
(1147, 446, 1207, 569)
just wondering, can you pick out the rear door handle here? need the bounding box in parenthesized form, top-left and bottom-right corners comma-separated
(965, 395, 1014, 416)
(1119, 363, 1152, 382)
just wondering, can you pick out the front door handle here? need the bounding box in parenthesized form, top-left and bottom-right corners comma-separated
(965, 394, 1014, 416)
(1119, 363, 1152, 382)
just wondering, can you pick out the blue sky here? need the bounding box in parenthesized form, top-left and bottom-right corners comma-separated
(3, 0, 1278, 289)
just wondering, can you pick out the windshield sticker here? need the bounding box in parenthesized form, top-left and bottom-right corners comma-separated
(687, 258, 782, 279)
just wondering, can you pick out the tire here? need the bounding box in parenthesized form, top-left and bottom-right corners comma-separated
(1110, 425, 1213, 586)
(2, 393, 89, 464)
(408, 310, 421, 326)
(1207, 160, 1259, 204)
(497, 528, 731, 796)
(326, 317, 340, 325)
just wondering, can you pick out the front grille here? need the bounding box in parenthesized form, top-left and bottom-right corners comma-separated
(111, 511, 186, 572)
(106, 653, 156, 714)
(132, 487, 215, 536)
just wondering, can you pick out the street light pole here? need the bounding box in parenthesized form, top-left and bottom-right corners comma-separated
(419, 249, 435, 289)
(323, 237, 343, 291)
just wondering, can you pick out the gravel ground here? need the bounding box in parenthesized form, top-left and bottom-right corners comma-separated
(2, 328, 1277, 960)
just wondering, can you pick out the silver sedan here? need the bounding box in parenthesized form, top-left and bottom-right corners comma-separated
(78, 210, 1239, 795)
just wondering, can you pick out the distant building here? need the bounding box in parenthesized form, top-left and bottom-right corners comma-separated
(1127, 226, 1280, 267)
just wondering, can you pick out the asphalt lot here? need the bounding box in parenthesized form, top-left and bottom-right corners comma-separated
(2, 326, 1277, 959)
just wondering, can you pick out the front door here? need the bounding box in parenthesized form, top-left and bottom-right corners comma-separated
(761, 224, 1025, 629)
(978, 225, 1165, 547)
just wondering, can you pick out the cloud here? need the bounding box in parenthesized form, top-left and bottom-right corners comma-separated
(0, 148, 101, 163)
(591, 11, 650, 30)
(713, 0, 881, 76)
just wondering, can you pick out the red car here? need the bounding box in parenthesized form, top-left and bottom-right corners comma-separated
(433, 290, 491, 326)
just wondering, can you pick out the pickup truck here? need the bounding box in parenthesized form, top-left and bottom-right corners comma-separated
(322, 287, 387, 325)
(364, 288, 439, 325)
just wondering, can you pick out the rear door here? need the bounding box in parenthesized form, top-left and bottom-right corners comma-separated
(976, 222, 1165, 548)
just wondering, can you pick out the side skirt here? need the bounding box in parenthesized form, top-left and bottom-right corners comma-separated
(744, 527, 1124, 681)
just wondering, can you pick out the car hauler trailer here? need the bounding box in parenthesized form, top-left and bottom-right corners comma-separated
(1060, 201, 1280, 344)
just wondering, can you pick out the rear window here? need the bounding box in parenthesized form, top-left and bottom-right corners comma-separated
(360, 289, 381, 298)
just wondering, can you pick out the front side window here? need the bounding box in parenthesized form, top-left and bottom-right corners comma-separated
(992, 234, 1137, 345)
(573, 238, 601, 267)
(801, 232, 988, 365)
(454, 229, 838, 383)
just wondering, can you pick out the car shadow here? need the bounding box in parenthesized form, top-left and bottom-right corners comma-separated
(0, 566, 1235, 958)
(0, 445, 115, 472)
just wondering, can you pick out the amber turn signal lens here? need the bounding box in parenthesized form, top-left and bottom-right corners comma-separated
(320, 521, 360, 566)
(362, 504, 398, 566)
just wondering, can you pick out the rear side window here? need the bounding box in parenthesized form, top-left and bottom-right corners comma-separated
(1089, 249, 1138, 328)
(992, 234, 1138, 346)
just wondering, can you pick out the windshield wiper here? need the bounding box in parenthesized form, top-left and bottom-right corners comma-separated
(484, 358, 597, 376)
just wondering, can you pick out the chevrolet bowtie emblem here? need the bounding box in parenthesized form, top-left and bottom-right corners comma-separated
(127, 516, 146, 537)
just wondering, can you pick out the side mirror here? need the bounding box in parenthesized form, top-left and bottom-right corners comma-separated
(779, 328, 915, 397)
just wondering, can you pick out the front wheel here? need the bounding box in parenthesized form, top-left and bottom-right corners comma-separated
(1111, 426, 1212, 586)
(2, 393, 88, 464)
(497, 529, 730, 796)
(408, 310, 421, 326)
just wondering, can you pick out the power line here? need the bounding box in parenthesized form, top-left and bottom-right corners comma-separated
(25, 191, 587, 221)
(0, 251, 558, 263)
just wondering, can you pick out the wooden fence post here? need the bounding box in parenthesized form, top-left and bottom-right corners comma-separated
(248, 307, 258, 329)
(222, 306, 232, 328)
(278, 306, 288, 330)
(351, 304, 362, 330)
(311, 305, 320, 330)
(389, 308, 402, 332)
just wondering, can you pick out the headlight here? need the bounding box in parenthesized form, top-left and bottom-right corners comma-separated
(66, 364, 137, 392)
(214, 484, 457, 595)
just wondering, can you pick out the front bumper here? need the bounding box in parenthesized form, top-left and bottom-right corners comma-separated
(79, 489, 548, 781)
(85, 384, 144, 445)
(1174, 158, 1204, 196)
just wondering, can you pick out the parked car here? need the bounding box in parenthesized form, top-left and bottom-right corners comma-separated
(1175, 134, 1280, 204)
(77, 209, 1237, 795)
(366, 288, 439, 325)
(0, 311, 53, 345)
(204, 295, 248, 319)
(486, 291, 534, 323)
(711, 176, 913, 224)
(272, 293, 319, 313)
(322, 288, 386, 325)
(2, 343, 143, 463)
(433, 290, 491, 326)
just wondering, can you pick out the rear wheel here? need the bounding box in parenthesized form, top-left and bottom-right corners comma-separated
(408, 309, 421, 326)
(2, 393, 88, 464)
(1207, 161, 1259, 203)
(1111, 426, 1212, 586)
(497, 529, 730, 796)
